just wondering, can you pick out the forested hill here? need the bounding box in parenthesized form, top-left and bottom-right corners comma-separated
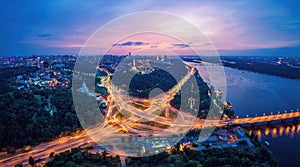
(0, 66, 80, 151)
(0, 66, 39, 94)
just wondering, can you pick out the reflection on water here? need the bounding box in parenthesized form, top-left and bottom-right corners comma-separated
(191, 62, 300, 166)
(192, 62, 300, 116)
(245, 122, 300, 139)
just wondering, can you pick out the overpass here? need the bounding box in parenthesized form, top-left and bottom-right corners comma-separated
(2, 64, 300, 166)
(98, 66, 300, 128)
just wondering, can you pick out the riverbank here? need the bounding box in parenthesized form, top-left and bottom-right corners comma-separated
(215, 65, 300, 166)
(221, 58, 300, 80)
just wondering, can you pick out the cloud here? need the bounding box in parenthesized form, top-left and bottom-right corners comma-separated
(37, 34, 52, 38)
(36, 34, 54, 40)
(1, 1, 300, 55)
(197, 43, 212, 47)
(112, 41, 149, 46)
(172, 43, 189, 48)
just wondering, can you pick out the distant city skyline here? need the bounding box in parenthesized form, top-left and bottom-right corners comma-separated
(1, 1, 300, 56)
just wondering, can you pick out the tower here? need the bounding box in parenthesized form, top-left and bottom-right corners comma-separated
(131, 53, 137, 71)
(187, 83, 196, 110)
(133, 57, 136, 68)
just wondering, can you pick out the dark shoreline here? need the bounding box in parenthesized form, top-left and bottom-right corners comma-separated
(222, 61, 300, 80)
(182, 57, 300, 80)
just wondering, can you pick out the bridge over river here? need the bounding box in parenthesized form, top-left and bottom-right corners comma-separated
(192, 110, 300, 128)
(230, 110, 300, 125)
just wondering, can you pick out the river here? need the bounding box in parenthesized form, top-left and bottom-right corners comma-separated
(192, 62, 300, 166)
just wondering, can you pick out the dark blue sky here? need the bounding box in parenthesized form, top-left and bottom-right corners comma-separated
(1, 0, 300, 56)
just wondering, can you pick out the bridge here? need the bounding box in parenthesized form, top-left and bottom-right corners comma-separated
(2, 64, 299, 166)
(98, 66, 300, 130)
(191, 110, 300, 129)
(230, 110, 300, 125)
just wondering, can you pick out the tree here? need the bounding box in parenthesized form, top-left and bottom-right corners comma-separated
(192, 142, 199, 147)
(6, 147, 16, 154)
(115, 155, 120, 162)
(102, 151, 107, 160)
(29, 156, 35, 167)
(176, 142, 180, 152)
(50, 152, 55, 158)
(171, 148, 177, 154)
(71, 151, 84, 163)
(186, 160, 198, 167)
(65, 161, 77, 167)
(168, 155, 178, 164)
(240, 157, 251, 166)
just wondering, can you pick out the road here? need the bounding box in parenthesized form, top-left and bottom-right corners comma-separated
(0, 132, 93, 167)
(2, 65, 298, 165)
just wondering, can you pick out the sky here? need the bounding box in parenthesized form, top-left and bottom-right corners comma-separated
(1, 0, 300, 56)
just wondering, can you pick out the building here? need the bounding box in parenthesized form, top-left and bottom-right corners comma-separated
(224, 101, 233, 109)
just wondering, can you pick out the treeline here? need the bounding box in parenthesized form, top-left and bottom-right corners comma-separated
(128, 68, 211, 117)
(0, 88, 80, 151)
(0, 66, 80, 151)
(45, 140, 277, 167)
(128, 69, 178, 99)
(0, 66, 39, 94)
(126, 145, 277, 167)
(0, 66, 39, 80)
(45, 147, 120, 167)
(222, 58, 300, 79)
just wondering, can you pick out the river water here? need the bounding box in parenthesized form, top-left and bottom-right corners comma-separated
(192, 62, 300, 166)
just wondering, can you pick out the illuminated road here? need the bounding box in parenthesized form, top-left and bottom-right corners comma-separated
(2, 65, 299, 165)
(98, 64, 198, 137)
(2, 110, 299, 166)
(0, 132, 93, 167)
